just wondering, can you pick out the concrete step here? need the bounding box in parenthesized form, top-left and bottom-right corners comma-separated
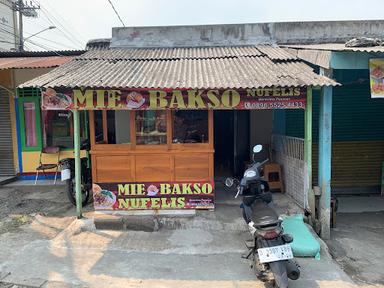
(86, 210, 247, 232)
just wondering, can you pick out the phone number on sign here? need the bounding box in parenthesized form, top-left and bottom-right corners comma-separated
(244, 102, 305, 109)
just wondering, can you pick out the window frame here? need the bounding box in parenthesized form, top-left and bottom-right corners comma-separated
(41, 110, 88, 151)
(170, 110, 210, 148)
(18, 94, 88, 152)
(18, 96, 42, 152)
(89, 110, 213, 151)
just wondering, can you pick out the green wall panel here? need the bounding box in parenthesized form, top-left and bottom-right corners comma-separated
(283, 70, 384, 141)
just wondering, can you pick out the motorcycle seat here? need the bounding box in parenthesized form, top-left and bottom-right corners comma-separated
(250, 201, 279, 227)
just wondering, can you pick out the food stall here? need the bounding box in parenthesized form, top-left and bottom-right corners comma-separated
(42, 86, 307, 211)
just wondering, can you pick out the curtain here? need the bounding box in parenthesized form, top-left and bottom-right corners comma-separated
(23, 102, 37, 147)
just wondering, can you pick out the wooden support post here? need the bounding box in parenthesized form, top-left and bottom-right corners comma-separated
(304, 87, 313, 216)
(319, 68, 333, 239)
(73, 109, 82, 219)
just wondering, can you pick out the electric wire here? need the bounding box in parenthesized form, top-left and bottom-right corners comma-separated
(39, 7, 83, 48)
(2, 0, 81, 49)
(39, 0, 87, 43)
(1, 1, 83, 50)
(27, 39, 68, 56)
(0, 28, 18, 45)
(0, 27, 78, 51)
(40, 7, 84, 47)
(107, 0, 125, 27)
(30, 0, 84, 48)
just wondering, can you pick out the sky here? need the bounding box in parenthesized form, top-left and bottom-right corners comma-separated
(19, 0, 384, 51)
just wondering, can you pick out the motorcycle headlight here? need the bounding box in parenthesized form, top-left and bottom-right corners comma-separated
(244, 170, 256, 178)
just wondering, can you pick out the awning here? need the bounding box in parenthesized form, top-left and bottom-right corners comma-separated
(282, 43, 384, 53)
(19, 45, 338, 89)
(0, 56, 74, 70)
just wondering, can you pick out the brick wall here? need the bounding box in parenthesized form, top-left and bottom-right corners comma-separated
(272, 135, 308, 209)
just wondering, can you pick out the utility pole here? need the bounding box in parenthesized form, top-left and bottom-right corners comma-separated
(12, 0, 40, 51)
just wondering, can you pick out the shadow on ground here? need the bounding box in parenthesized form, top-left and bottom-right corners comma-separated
(0, 182, 370, 288)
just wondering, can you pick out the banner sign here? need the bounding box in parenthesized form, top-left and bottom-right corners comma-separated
(42, 87, 307, 110)
(92, 182, 214, 210)
(370, 59, 384, 98)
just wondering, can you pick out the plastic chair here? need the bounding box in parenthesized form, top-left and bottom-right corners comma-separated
(35, 146, 60, 185)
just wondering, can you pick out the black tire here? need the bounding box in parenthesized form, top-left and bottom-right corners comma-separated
(66, 179, 90, 206)
(269, 261, 288, 288)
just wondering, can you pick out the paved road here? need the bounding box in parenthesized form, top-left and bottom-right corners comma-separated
(0, 185, 371, 288)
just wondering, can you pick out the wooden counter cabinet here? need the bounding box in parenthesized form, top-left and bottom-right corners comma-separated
(89, 110, 214, 184)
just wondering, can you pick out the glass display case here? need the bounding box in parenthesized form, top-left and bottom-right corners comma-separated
(135, 111, 167, 145)
(173, 110, 208, 143)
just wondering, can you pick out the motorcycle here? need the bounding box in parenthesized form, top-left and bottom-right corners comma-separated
(58, 139, 91, 206)
(225, 144, 300, 288)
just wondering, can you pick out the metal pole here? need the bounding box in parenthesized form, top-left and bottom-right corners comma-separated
(318, 68, 333, 239)
(304, 87, 313, 215)
(17, 0, 23, 52)
(73, 109, 82, 218)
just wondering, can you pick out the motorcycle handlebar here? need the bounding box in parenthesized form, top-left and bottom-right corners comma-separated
(235, 186, 244, 198)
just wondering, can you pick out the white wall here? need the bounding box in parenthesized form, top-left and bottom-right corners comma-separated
(272, 135, 307, 209)
(0, 0, 17, 50)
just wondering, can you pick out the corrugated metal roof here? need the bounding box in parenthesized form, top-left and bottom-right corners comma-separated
(284, 48, 333, 69)
(79, 46, 263, 60)
(256, 45, 297, 60)
(283, 43, 384, 53)
(19, 52, 337, 89)
(0, 56, 73, 70)
(77, 45, 296, 61)
(0, 50, 85, 57)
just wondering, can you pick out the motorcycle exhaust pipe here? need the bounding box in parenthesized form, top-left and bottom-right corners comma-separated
(286, 259, 300, 280)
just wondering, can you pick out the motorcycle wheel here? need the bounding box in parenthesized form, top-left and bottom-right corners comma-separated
(66, 178, 90, 206)
(252, 249, 274, 282)
(269, 261, 289, 288)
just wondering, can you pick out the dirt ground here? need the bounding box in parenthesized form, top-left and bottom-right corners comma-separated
(0, 182, 95, 234)
(327, 211, 384, 285)
(0, 184, 70, 233)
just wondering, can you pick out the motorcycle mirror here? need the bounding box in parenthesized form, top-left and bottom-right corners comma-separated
(253, 144, 263, 154)
(225, 178, 234, 187)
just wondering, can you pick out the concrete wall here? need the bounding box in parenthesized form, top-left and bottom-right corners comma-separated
(272, 135, 307, 208)
(274, 152, 307, 208)
(0, 0, 17, 50)
(12, 68, 52, 174)
(14, 68, 52, 87)
(111, 20, 384, 48)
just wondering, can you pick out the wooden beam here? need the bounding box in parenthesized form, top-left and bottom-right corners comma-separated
(102, 110, 108, 144)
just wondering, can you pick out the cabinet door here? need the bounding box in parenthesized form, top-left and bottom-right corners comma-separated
(174, 154, 211, 181)
(135, 155, 172, 182)
(94, 155, 134, 182)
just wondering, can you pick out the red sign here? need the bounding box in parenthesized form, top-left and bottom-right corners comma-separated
(42, 87, 306, 110)
(92, 182, 214, 210)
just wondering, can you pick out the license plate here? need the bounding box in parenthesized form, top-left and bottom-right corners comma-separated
(257, 244, 293, 263)
(61, 169, 71, 181)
